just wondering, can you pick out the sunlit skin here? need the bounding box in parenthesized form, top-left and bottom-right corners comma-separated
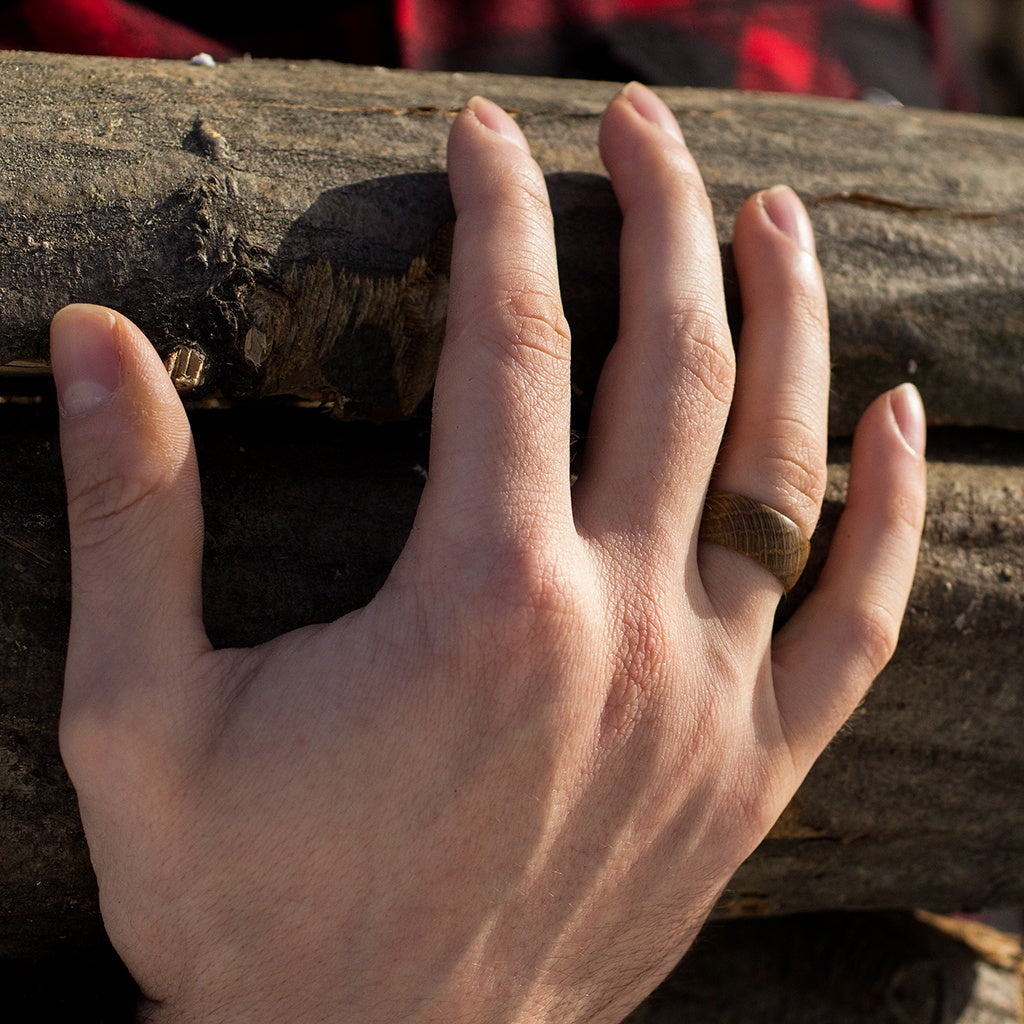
(51, 83, 926, 1024)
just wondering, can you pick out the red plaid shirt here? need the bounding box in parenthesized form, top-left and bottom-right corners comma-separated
(0, 0, 981, 110)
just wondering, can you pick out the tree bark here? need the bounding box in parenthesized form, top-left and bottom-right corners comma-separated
(1, 51, 1023, 433)
(1, 399, 1022, 954)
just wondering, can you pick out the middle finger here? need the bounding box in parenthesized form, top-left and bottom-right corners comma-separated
(422, 97, 574, 541)
(575, 84, 735, 555)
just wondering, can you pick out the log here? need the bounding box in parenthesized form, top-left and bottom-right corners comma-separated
(1, 397, 1022, 954)
(1, 51, 1023, 433)
(2, 52, 1023, 956)
(5, 912, 1022, 1023)
(626, 912, 1024, 1024)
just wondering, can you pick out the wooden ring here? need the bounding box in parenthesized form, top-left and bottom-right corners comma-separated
(699, 491, 811, 593)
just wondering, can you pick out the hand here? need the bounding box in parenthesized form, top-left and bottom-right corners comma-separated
(51, 83, 926, 1024)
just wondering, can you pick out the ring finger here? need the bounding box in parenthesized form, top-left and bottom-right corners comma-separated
(699, 185, 830, 618)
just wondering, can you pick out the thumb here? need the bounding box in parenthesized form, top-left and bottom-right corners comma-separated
(50, 304, 209, 730)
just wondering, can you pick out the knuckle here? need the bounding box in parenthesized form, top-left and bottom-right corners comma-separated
(509, 173, 555, 223)
(667, 303, 736, 410)
(850, 599, 902, 680)
(58, 701, 107, 786)
(61, 650, 217, 797)
(639, 145, 712, 216)
(496, 285, 573, 366)
(776, 270, 829, 337)
(67, 463, 166, 551)
(60, 702, 169, 811)
(455, 529, 582, 652)
(59, 681, 142, 796)
(846, 472, 925, 549)
(449, 274, 571, 390)
(885, 485, 927, 537)
(793, 285, 829, 338)
(491, 536, 578, 621)
(757, 423, 828, 525)
(431, 535, 591, 731)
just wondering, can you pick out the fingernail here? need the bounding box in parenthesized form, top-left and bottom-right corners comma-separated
(890, 382, 926, 457)
(761, 185, 816, 255)
(466, 96, 530, 153)
(50, 305, 122, 418)
(620, 81, 684, 142)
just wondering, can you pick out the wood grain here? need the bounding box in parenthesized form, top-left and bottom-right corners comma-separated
(1, 52, 1022, 432)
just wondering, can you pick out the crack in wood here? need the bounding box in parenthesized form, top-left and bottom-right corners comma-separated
(0, 530, 52, 568)
(810, 190, 1022, 220)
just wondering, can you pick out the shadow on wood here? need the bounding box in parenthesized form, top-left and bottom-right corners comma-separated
(3, 912, 1020, 1023)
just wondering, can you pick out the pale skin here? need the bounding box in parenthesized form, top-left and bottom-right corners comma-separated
(50, 83, 926, 1023)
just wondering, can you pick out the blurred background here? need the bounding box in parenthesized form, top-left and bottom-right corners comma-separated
(138, 0, 1024, 115)
(1, 0, 1021, 115)
(952, 0, 1024, 112)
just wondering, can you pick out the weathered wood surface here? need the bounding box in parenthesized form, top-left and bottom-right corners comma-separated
(1, 51, 1023, 433)
(1, 396, 1022, 954)
(5, 911, 1021, 1023)
(626, 912, 1024, 1024)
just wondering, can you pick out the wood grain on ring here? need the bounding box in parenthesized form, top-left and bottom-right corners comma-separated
(699, 491, 811, 592)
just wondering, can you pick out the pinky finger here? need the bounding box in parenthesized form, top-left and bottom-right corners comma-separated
(770, 383, 927, 772)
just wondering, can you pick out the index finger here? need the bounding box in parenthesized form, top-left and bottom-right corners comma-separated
(419, 98, 573, 543)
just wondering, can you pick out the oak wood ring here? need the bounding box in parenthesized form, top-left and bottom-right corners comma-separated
(699, 491, 811, 593)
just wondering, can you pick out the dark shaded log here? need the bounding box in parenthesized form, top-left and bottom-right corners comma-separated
(1, 394, 1022, 954)
(1, 52, 1023, 432)
(626, 912, 1024, 1024)
(4, 912, 1021, 1023)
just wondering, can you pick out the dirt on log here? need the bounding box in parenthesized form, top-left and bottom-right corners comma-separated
(1, 51, 1023, 433)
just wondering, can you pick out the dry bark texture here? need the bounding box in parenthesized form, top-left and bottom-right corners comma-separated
(1, 52, 1023, 432)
